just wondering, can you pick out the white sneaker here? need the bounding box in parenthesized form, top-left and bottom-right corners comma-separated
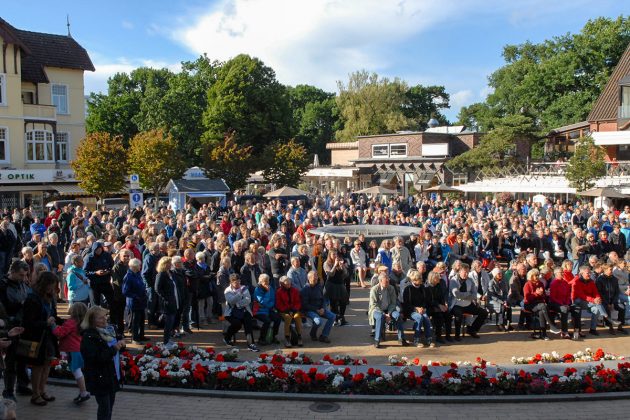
(548, 325, 561, 334)
(611, 319, 622, 327)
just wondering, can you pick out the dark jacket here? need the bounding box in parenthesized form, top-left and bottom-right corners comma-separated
(426, 282, 446, 313)
(122, 269, 147, 311)
(80, 328, 120, 395)
(596, 273, 619, 306)
(240, 263, 262, 290)
(155, 271, 179, 314)
(0, 276, 29, 327)
(141, 252, 160, 288)
(300, 283, 326, 313)
(402, 283, 431, 318)
(21, 292, 59, 365)
(83, 242, 114, 285)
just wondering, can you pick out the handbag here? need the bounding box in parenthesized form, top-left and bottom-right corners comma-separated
(16, 331, 45, 360)
(231, 306, 246, 320)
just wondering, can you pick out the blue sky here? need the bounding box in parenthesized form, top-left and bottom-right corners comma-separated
(2, 1, 628, 120)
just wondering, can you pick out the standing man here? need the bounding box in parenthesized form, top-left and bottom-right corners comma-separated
(142, 243, 162, 328)
(83, 242, 114, 307)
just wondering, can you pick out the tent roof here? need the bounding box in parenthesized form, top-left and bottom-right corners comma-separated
(168, 179, 230, 193)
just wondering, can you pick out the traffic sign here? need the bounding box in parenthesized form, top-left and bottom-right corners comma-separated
(129, 191, 143, 208)
(130, 174, 140, 189)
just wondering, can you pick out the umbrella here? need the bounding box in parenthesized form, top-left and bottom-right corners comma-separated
(355, 185, 398, 195)
(532, 194, 547, 204)
(263, 186, 310, 198)
(423, 183, 461, 193)
(578, 187, 627, 198)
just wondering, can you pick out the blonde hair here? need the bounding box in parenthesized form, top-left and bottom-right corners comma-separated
(156, 256, 172, 273)
(81, 305, 108, 330)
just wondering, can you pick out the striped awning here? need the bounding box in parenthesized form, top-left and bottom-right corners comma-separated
(54, 184, 89, 196)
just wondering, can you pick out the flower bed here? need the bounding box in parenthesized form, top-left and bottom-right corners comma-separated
(49, 344, 630, 395)
(511, 348, 624, 365)
(388, 355, 490, 368)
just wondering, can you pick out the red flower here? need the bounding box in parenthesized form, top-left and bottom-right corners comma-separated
(421, 365, 429, 374)
(290, 351, 299, 358)
(551, 375, 559, 384)
(585, 386, 596, 393)
(413, 358, 420, 366)
(248, 377, 256, 386)
(489, 378, 497, 385)
(375, 369, 381, 376)
(333, 359, 345, 366)
(309, 367, 318, 375)
(315, 373, 327, 381)
(367, 368, 375, 375)
(257, 365, 269, 374)
(450, 363, 457, 369)
(182, 361, 192, 370)
(216, 354, 225, 362)
(159, 369, 168, 378)
(205, 347, 215, 353)
(352, 373, 364, 383)
(217, 371, 230, 380)
(343, 367, 351, 376)
(259, 353, 268, 360)
(178, 342, 185, 348)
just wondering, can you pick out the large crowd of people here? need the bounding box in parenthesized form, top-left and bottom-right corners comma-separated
(1, 194, 630, 416)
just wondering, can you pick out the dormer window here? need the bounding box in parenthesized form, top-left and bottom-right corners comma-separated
(619, 76, 630, 119)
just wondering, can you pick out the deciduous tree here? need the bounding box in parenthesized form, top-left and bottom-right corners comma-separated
(262, 139, 310, 187)
(203, 132, 254, 191)
(566, 135, 606, 192)
(128, 129, 187, 206)
(71, 132, 128, 202)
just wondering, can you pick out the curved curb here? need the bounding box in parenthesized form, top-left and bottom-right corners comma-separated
(47, 378, 630, 403)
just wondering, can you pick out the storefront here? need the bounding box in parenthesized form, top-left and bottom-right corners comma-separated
(0, 169, 78, 216)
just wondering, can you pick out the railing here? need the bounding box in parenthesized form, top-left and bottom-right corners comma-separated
(23, 104, 56, 119)
(473, 161, 630, 182)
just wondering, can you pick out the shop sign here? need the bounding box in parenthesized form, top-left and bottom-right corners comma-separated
(0, 169, 75, 183)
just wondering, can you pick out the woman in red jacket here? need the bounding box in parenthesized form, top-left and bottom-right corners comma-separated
(53, 302, 90, 404)
(275, 276, 303, 347)
(549, 267, 575, 339)
(523, 269, 560, 340)
(571, 265, 617, 336)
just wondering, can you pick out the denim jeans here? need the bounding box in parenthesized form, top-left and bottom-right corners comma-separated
(573, 298, 607, 329)
(618, 294, 630, 320)
(373, 309, 400, 343)
(401, 311, 432, 340)
(306, 309, 335, 338)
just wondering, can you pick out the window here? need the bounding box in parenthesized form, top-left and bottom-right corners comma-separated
(389, 144, 407, 157)
(372, 144, 389, 157)
(55, 132, 69, 162)
(452, 172, 468, 186)
(0, 74, 6, 106)
(621, 86, 630, 119)
(22, 91, 34, 104)
(26, 130, 54, 162)
(51, 84, 68, 114)
(0, 127, 8, 162)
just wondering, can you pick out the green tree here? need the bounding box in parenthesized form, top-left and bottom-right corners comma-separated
(402, 84, 450, 130)
(448, 114, 537, 171)
(202, 54, 291, 154)
(86, 67, 174, 145)
(71, 132, 127, 201)
(128, 129, 187, 205)
(335, 70, 411, 142)
(566, 135, 606, 192)
(466, 16, 630, 132)
(262, 139, 310, 187)
(135, 55, 220, 163)
(203, 132, 254, 191)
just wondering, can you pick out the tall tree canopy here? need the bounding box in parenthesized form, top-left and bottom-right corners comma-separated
(202, 54, 291, 154)
(457, 16, 630, 132)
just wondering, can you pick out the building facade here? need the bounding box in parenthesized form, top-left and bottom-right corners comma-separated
(0, 17, 94, 213)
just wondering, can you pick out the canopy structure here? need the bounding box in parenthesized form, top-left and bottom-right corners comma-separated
(423, 183, 461, 193)
(263, 186, 310, 198)
(167, 178, 230, 210)
(355, 185, 398, 195)
(578, 187, 627, 198)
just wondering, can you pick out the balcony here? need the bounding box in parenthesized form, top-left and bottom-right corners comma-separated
(23, 104, 56, 120)
(619, 105, 630, 119)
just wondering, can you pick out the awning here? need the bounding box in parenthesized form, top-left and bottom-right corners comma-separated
(304, 167, 356, 178)
(186, 192, 226, 198)
(592, 131, 630, 146)
(457, 176, 576, 194)
(54, 184, 89, 196)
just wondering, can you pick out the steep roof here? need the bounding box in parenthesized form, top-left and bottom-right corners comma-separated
(169, 179, 230, 193)
(587, 42, 630, 123)
(0, 17, 94, 84)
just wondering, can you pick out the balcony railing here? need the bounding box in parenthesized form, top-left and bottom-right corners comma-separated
(619, 105, 630, 119)
(23, 104, 56, 120)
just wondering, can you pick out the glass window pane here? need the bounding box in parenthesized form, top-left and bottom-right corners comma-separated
(46, 142, 53, 161)
(35, 143, 44, 160)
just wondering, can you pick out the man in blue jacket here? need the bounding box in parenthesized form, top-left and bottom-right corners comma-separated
(142, 243, 162, 327)
(300, 271, 335, 343)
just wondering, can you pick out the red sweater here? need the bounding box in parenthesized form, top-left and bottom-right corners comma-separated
(52, 318, 81, 352)
(275, 286, 301, 312)
(549, 278, 572, 306)
(571, 277, 600, 303)
(523, 280, 546, 305)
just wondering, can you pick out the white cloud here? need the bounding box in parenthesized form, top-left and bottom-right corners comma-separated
(85, 55, 181, 94)
(171, 0, 469, 91)
(450, 89, 474, 110)
(121, 20, 134, 30)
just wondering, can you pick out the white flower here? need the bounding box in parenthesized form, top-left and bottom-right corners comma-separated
(332, 374, 345, 387)
(182, 379, 187, 384)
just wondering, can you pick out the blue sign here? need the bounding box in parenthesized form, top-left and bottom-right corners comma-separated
(132, 193, 141, 202)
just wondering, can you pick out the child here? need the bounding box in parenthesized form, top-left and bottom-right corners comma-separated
(53, 302, 90, 404)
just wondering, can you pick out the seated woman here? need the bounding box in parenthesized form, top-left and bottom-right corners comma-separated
(549, 267, 575, 339)
(486, 267, 512, 331)
(275, 275, 303, 348)
(400, 270, 433, 348)
(426, 270, 451, 343)
(252, 274, 281, 346)
(223, 274, 259, 352)
(572, 265, 618, 337)
(523, 269, 560, 340)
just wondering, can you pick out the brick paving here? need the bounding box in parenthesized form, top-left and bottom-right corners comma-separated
(13, 384, 630, 420)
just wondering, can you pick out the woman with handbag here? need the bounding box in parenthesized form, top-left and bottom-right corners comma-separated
(80, 306, 125, 420)
(20, 271, 60, 406)
(223, 274, 259, 352)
